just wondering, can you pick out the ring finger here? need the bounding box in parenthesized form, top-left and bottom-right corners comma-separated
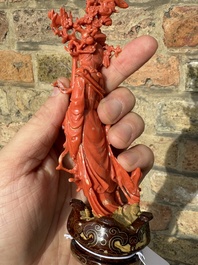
(108, 112, 145, 149)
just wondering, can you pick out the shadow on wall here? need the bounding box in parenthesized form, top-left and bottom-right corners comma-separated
(149, 67, 198, 265)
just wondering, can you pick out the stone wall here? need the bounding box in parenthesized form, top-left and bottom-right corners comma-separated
(0, 1, 197, 264)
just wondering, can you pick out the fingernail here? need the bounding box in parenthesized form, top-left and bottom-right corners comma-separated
(51, 86, 60, 97)
(101, 98, 122, 122)
(118, 150, 139, 172)
(120, 123, 133, 144)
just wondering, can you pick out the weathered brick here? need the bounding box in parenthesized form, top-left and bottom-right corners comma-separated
(0, 0, 25, 2)
(0, 0, 28, 2)
(139, 171, 153, 202)
(163, 6, 198, 48)
(9, 0, 25, 2)
(156, 97, 198, 135)
(182, 139, 198, 172)
(152, 235, 198, 265)
(44, 0, 68, 6)
(103, 6, 156, 42)
(132, 94, 158, 135)
(13, 8, 80, 43)
(150, 171, 198, 206)
(177, 211, 198, 237)
(0, 11, 8, 42)
(128, 0, 157, 3)
(126, 54, 180, 87)
(140, 202, 172, 231)
(134, 135, 179, 169)
(0, 87, 49, 124)
(186, 61, 198, 92)
(0, 122, 23, 147)
(13, 9, 52, 42)
(0, 51, 34, 83)
(37, 53, 71, 83)
(0, 88, 9, 118)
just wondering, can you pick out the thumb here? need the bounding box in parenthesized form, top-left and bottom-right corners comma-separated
(0, 78, 70, 171)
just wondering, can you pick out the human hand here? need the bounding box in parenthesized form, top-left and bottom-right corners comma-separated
(0, 36, 157, 265)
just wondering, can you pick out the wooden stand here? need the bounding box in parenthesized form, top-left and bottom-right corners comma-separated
(71, 239, 142, 265)
(67, 200, 152, 265)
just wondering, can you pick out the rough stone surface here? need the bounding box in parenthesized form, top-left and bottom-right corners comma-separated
(103, 6, 156, 43)
(13, 9, 53, 42)
(134, 134, 179, 169)
(0, 51, 34, 82)
(186, 61, 198, 92)
(140, 202, 172, 231)
(0, 87, 49, 124)
(163, 6, 198, 48)
(9, 0, 25, 2)
(13, 8, 80, 43)
(126, 55, 180, 87)
(132, 93, 158, 135)
(0, 122, 23, 148)
(0, 11, 8, 42)
(182, 139, 198, 172)
(128, 0, 163, 3)
(37, 54, 71, 83)
(151, 235, 198, 265)
(156, 97, 198, 135)
(176, 211, 198, 237)
(150, 171, 198, 206)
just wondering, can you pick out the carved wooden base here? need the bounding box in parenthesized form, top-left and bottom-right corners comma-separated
(71, 239, 142, 265)
(67, 200, 152, 265)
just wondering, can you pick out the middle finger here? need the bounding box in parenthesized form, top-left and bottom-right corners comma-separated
(97, 87, 135, 125)
(108, 112, 145, 149)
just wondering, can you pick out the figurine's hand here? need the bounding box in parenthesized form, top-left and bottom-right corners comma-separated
(0, 36, 157, 265)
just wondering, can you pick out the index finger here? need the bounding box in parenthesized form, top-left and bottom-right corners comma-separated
(102, 36, 158, 92)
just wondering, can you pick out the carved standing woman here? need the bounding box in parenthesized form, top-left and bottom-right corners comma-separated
(48, 0, 142, 218)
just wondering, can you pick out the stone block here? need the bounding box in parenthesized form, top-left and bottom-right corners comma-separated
(12, 8, 81, 43)
(140, 202, 172, 231)
(177, 211, 198, 237)
(163, 6, 198, 48)
(134, 135, 179, 169)
(156, 97, 198, 135)
(102, 6, 156, 42)
(150, 171, 198, 206)
(186, 61, 198, 92)
(128, 0, 162, 3)
(0, 11, 9, 42)
(9, 0, 25, 2)
(126, 54, 180, 87)
(0, 88, 9, 119)
(0, 87, 49, 124)
(13, 9, 52, 42)
(0, 122, 23, 147)
(0, 51, 34, 83)
(132, 93, 158, 135)
(37, 53, 71, 83)
(182, 139, 198, 172)
(152, 235, 198, 265)
(139, 170, 153, 201)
